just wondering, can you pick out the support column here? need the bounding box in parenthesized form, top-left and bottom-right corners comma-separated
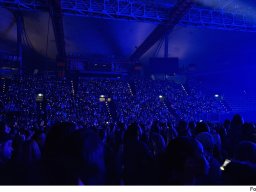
(164, 32, 169, 58)
(15, 11, 23, 75)
(48, 0, 67, 78)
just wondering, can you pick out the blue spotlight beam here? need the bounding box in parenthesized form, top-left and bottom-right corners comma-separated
(0, 0, 256, 32)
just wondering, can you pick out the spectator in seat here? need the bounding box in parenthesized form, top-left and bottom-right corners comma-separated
(0, 133, 14, 184)
(123, 123, 155, 185)
(196, 132, 222, 184)
(163, 137, 209, 185)
(222, 160, 256, 185)
(64, 128, 106, 185)
(234, 141, 256, 164)
(176, 120, 191, 137)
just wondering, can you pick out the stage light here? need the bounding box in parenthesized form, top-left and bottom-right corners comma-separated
(36, 93, 44, 102)
(214, 94, 219, 98)
(100, 95, 105, 98)
(159, 95, 163, 99)
(99, 98, 105, 102)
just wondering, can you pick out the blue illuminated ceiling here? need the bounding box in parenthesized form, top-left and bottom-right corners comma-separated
(0, 0, 256, 69)
(0, 0, 256, 32)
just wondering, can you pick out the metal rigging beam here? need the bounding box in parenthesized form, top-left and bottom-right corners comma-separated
(0, 0, 255, 32)
(130, 0, 194, 60)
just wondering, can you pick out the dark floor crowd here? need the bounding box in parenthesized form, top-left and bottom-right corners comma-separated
(0, 75, 255, 185)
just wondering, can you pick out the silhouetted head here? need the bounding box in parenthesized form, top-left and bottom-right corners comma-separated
(224, 119, 231, 129)
(196, 132, 214, 155)
(188, 121, 196, 134)
(0, 134, 13, 162)
(124, 123, 142, 143)
(195, 122, 210, 135)
(0, 121, 11, 135)
(242, 123, 256, 141)
(176, 120, 191, 137)
(65, 128, 106, 185)
(43, 122, 77, 159)
(231, 114, 244, 127)
(234, 141, 256, 163)
(165, 137, 209, 184)
(151, 121, 160, 133)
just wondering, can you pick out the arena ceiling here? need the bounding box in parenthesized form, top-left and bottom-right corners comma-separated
(0, 0, 256, 73)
